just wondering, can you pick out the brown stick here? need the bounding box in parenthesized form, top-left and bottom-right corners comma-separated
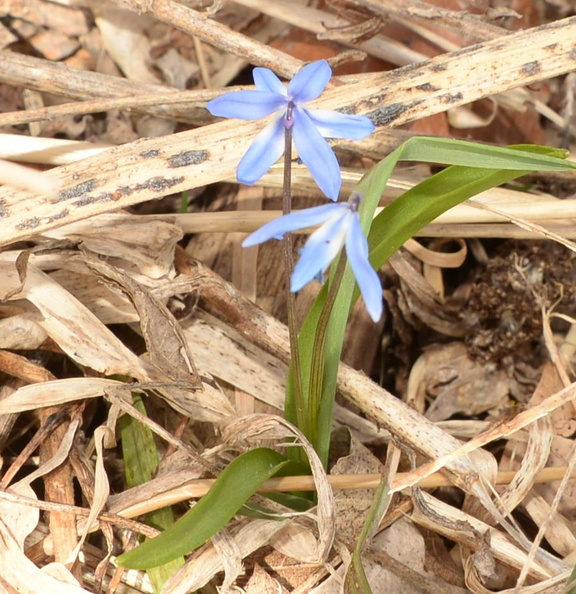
(0, 51, 207, 124)
(115, 0, 303, 78)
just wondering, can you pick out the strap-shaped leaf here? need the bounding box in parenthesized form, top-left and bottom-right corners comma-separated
(285, 138, 576, 467)
(117, 447, 288, 569)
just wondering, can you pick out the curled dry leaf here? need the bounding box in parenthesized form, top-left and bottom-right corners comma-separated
(223, 414, 335, 564)
(0, 517, 91, 594)
(81, 249, 201, 388)
(498, 417, 552, 515)
(0, 415, 89, 593)
(66, 426, 112, 565)
(0, 254, 156, 380)
(45, 213, 182, 279)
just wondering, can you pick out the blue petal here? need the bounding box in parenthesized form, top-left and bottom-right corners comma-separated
(242, 203, 345, 247)
(306, 109, 375, 139)
(345, 215, 382, 322)
(253, 67, 286, 95)
(291, 210, 350, 291)
(207, 91, 287, 120)
(237, 116, 285, 186)
(292, 107, 341, 200)
(288, 60, 331, 103)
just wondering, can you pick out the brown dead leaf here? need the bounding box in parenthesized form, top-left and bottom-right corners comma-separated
(244, 563, 287, 594)
(0, 315, 47, 350)
(0, 0, 88, 36)
(331, 433, 383, 549)
(28, 30, 80, 61)
(0, 516, 90, 594)
(364, 518, 428, 594)
(81, 249, 201, 388)
(412, 342, 511, 421)
(94, 6, 159, 84)
(45, 213, 182, 279)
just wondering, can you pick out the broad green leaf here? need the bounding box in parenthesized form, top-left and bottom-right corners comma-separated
(285, 138, 576, 467)
(117, 447, 288, 569)
(120, 394, 184, 591)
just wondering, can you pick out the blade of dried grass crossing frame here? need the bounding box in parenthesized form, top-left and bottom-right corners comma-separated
(390, 381, 576, 493)
(0, 50, 216, 125)
(342, 0, 510, 41)
(1, 17, 576, 246)
(0, 376, 233, 424)
(410, 490, 568, 581)
(112, 466, 576, 518)
(233, 0, 429, 66)
(0, 159, 60, 195)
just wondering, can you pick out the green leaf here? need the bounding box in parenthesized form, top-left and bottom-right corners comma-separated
(117, 447, 288, 569)
(346, 472, 393, 594)
(285, 138, 576, 467)
(119, 394, 184, 592)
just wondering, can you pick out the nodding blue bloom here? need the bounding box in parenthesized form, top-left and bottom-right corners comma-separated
(242, 193, 382, 322)
(206, 60, 375, 201)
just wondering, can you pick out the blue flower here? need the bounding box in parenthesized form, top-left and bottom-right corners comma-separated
(242, 193, 382, 322)
(206, 60, 375, 201)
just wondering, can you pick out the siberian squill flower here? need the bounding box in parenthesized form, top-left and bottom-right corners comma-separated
(206, 60, 375, 201)
(242, 193, 382, 322)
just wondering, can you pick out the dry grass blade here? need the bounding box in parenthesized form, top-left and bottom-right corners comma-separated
(390, 381, 576, 493)
(0, 17, 575, 247)
(1, 1, 576, 590)
(81, 250, 201, 388)
(411, 491, 567, 582)
(0, 51, 211, 125)
(0, 159, 60, 195)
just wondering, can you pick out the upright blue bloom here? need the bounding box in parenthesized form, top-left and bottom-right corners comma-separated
(243, 193, 383, 322)
(206, 60, 375, 201)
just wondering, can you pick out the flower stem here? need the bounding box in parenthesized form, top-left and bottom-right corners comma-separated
(307, 254, 347, 449)
(282, 116, 307, 437)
